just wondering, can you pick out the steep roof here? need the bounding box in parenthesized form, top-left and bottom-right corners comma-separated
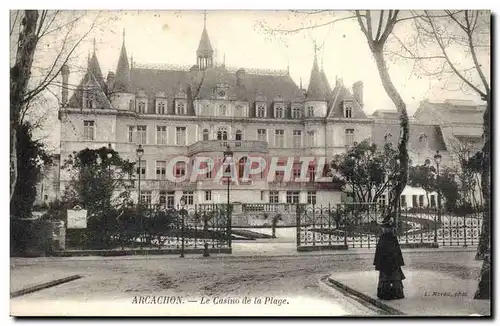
(371, 122, 447, 152)
(320, 70, 332, 94)
(197, 27, 214, 57)
(306, 56, 328, 102)
(327, 82, 368, 119)
(113, 38, 132, 93)
(87, 49, 105, 90)
(67, 69, 111, 109)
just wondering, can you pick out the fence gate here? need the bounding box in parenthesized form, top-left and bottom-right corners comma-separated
(296, 203, 483, 251)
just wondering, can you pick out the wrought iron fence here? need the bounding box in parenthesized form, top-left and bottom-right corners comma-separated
(296, 203, 484, 250)
(65, 204, 231, 251)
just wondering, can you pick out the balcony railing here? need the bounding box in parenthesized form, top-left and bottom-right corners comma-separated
(267, 181, 342, 190)
(188, 140, 268, 156)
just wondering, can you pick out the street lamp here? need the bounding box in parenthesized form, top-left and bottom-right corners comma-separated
(223, 146, 233, 248)
(434, 150, 442, 243)
(136, 144, 144, 204)
(179, 195, 187, 258)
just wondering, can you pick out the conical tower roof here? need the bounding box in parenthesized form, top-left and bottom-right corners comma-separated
(197, 13, 214, 57)
(113, 30, 132, 93)
(306, 55, 328, 101)
(88, 41, 105, 90)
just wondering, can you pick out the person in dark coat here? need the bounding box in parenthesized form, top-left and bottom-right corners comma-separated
(373, 217, 405, 300)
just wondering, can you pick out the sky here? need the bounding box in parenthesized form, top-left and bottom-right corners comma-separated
(14, 10, 489, 152)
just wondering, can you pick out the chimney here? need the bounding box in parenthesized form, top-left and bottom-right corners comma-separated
(61, 64, 70, 105)
(236, 68, 245, 86)
(106, 71, 115, 95)
(353, 81, 363, 108)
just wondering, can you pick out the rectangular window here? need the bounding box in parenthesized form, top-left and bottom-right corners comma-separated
(275, 129, 284, 148)
(308, 106, 314, 117)
(176, 127, 186, 145)
(292, 107, 301, 119)
(260, 191, 265, 201)
(128, 126, 135, 143)
(175, 162, 186, 178)
(159, 191, 167, 206)
(156, 126, 167, 145)
(269, 191, 279, 204)
(156, 161, 167, 180)
(205, 190, 212, 201)
(293, 130, 302, 148)
(167, 191, 175, 208)
(378, 195, 386, 205)
(275, 105, 284, 119)
(257, 129, 267, 142)
(140, 190, 152, 205)
(286, 191, 300, 204)
(345, 129, 354, 146)
(176, 101, 186, 115)
(400, 195, 407, 207)
(206, 161, 213, 179)
(307, 191, 317, 205)
(137, 125, 147, 144)
(307, 131, 315, 147)
(344, 104, 352, 118)
(292, 164, 301, 180)
(412, 195, 418, 207)
(419, 195, 424, 207)
(309, 166, 316, 182)
(257, 104, 266, 118)
(83, 120, 95, 140)
(430, 195, 436, 208)
(136, 160, 146, 178)
(183, 191, 194, 205)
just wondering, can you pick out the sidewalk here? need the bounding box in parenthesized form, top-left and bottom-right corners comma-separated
(10, 263, 82, 296)
(328, 270, 490, 316)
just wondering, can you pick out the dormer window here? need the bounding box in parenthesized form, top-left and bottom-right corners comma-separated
(275, 105, 284, 119)
(219, 104, 227, 116)
(307, 106, 314, 117)
(176, 101, 186, 115)
(257, 104, 266, 118)
(137, 101, 146, 113)
(292, 107, 302, 119)
(85, 93, 93, 109)
(344, 102, 353, 118)
(157, 101, 166, 115)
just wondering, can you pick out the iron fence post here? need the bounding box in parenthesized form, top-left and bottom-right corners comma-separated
(296, 204, 301, 249)
(463, 213, 467, 247)
(434, 208, 438, 243)
(180, 209, 185, 258)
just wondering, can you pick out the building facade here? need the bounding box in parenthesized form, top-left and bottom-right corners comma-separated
(55, 17, 484, 209)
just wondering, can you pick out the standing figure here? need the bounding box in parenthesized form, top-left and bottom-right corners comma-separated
(373, 217, 405, 300)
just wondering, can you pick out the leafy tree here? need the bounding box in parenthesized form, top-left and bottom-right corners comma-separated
(10, 122, 52, 219)
(61, 146, 135, 248)
(331, 139, 398, 204)
(408, 164, 437, 207)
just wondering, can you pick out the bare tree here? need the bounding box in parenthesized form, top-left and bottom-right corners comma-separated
(10, 10, 104, 203)
(387, 10, 490, 298)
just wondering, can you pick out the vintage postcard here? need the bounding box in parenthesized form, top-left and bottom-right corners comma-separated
(9, 9, 491, 317)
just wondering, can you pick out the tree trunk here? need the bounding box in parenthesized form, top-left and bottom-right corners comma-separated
(372, 49, 410, 221)
(10, 10, 39, 203)
(474, 97, 490, 299)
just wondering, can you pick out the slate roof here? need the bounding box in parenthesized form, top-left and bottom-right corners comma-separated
(327, 82, 368, 119)
(306, 56, 328, 101)
(113, 40, 132, 93)
(371, 122, 447, 152)
(68, 68, 111, 109)
(197, 27, 214, 57)
(416, 100, 485, 125)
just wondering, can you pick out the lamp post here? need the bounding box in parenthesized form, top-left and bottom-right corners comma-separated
(223, 146, 233, 248)
(179, 195, 186, 258)
(434, 150, 442, 243)
(136, 144, 144, 204)
(136, 144, 145, 248)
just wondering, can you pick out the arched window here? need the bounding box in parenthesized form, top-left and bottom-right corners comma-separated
(202, 129, 209, 141)
(235, 130, 242, 141)
(238, 157, 248, 179)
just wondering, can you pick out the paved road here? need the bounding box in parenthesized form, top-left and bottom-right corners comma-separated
(10, 250, 479, 316)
